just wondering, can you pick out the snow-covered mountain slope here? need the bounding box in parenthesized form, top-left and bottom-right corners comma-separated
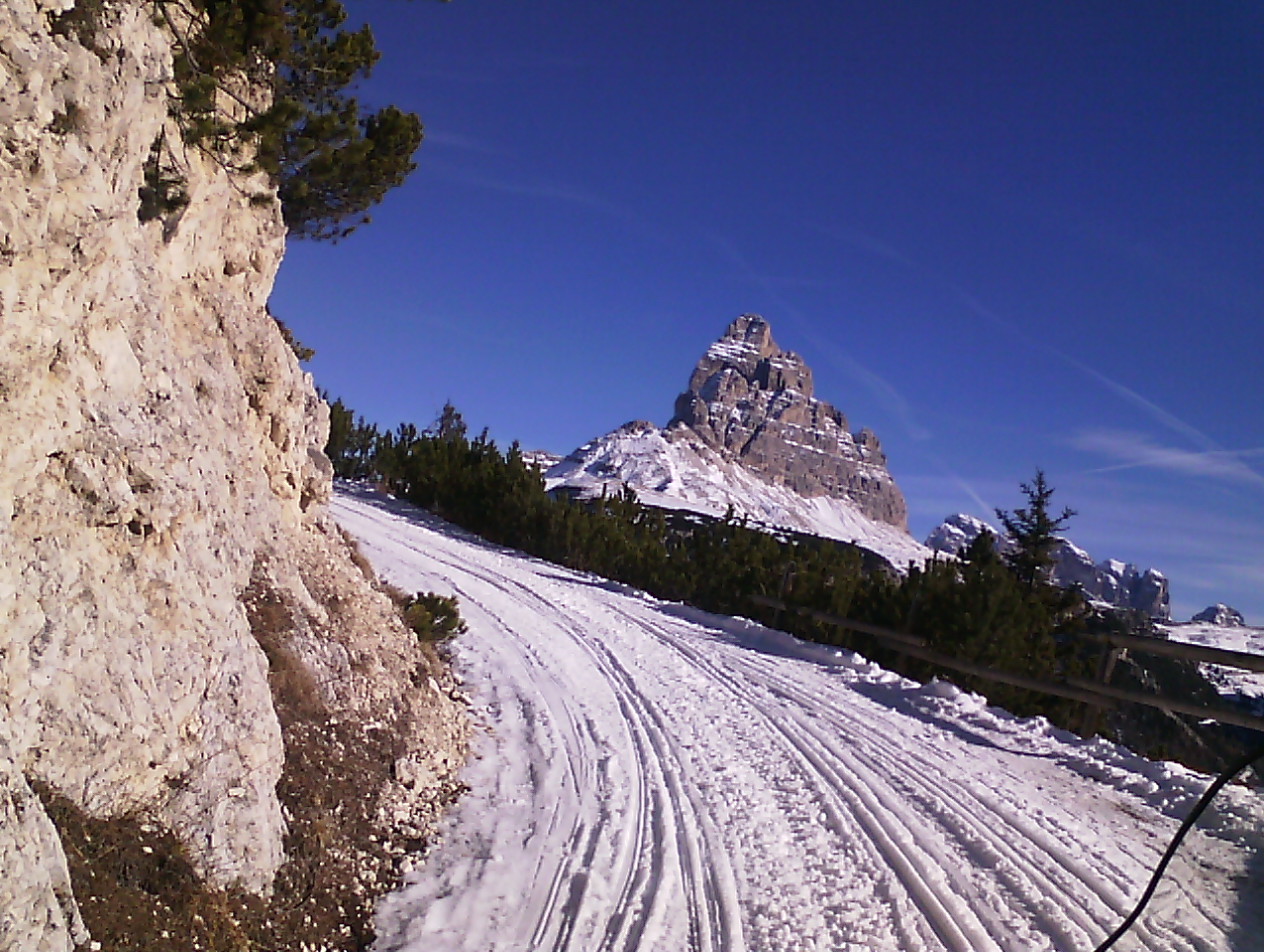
(546, 421, 933, 570)
(545, 316, 930, 571)
(332, 487, 1264, 952)
(924, 513, 995, 555)
(1161, 621, 1264, 706)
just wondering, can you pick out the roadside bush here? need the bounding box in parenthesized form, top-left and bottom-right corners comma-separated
(399, 591, 468, 643)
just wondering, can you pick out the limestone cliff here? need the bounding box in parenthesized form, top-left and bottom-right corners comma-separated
(0, 3, 466, 950)
(670, 314, 909, 528)
(546, 316, 928, 569)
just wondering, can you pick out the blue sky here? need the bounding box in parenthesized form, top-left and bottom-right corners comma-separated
(271, 0, 1264, 623)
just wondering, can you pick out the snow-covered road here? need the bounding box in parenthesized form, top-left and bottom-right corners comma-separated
(332, 487, 1264, 952)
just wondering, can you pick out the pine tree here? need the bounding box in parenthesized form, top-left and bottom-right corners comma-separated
(995, 470, 1076, 590)
(159, 0, 445, 240)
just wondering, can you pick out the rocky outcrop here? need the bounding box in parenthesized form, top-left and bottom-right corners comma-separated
(0, 4, 466, 949)
(1050, 544, 1170, 619)
(925, 514, 1171, 619)
(669, 315, 908, 528)
(1192, 604, 1246, 627)
(924, 513, 995, 556)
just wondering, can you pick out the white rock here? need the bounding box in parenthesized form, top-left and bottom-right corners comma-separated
(1, 4, 467, 947)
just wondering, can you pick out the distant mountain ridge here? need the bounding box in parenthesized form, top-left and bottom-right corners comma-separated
(924, 513, 1171, 619)
(545, 315, 931, 569)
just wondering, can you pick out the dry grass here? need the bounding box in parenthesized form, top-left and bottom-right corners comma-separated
(34, 785, 259, 952)
(382, 581, 411, 608)
(244, 577, 326, 722)
(337, 525, 378, 585)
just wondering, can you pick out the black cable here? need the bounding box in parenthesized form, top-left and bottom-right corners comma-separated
(1092, 740, 1264, 952)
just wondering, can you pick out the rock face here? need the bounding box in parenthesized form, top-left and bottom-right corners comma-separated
(924, 513, 996, 555)
(1050, 545, 1170, 620)
(1192, 604, 1246, 627)
(925, 514, 1171, 619)
(545, 315, 929, 569)
(0, 4, 466, 949)
(669, 315, 908, 528)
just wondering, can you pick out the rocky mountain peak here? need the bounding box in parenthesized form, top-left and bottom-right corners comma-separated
(1192, 604, 1246, 627)
(667, 314, 907, 529)
(684, 314, 808, 394)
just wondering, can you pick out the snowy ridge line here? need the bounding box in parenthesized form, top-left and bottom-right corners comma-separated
(332, 487, 1264, 952)
(543, 423, 931, 570)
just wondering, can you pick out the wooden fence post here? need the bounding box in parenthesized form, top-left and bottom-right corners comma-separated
(1078, 646, 1124, 737)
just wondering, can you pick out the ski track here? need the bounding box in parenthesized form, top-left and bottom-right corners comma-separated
(333, 488, 1262, 952)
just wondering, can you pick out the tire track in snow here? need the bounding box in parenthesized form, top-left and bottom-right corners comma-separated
(724, 647, 1234, 952)
(634, 611, 1218, 952)
(471, 572, 744, 952)
(722, 648, 1126, 947)
(367, 517, 741, 952)
(333, 490, 1256, 952)
(601, 603, 1002, 952)
(349, 514, 628, 950)
(578, 589, 1241, 952)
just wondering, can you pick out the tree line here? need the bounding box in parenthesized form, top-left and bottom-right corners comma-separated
(326, 397, 1254, 773)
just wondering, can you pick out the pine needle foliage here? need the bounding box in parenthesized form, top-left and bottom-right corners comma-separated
(155, 0, 441, 239)
(994, 469, 1077, 589)
(399, 592, 468, 643)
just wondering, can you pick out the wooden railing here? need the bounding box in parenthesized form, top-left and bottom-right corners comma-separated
(749, 594, 1264, 733)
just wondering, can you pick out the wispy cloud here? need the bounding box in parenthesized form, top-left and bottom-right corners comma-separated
(423, 130, 504, 156)
(1071, 428, 1264, 487)
(950, 289, 1013, 335)
(725, 270, 836, 291)
(422, 159, 692, 256)
(426, 160, 624, 213)
(407, 54, 587, 85)
(949, 473, 994, 516)
(797, 219, 917, 270)
(900, 472, 1002, 525)
(820, 346, 932, 441)
(1059, 358, 1222, 454)
(951, 287, 1264, 487)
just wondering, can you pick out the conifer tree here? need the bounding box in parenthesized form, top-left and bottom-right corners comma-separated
(159, 0, 446, 239)
(995, 470, 1076, 590)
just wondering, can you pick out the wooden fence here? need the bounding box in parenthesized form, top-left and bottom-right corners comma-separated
(748, 594, 1264, 734)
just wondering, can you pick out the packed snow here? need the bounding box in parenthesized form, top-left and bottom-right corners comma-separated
(331, 487, 1264, 952)
(1162, 621, 1264, 708)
